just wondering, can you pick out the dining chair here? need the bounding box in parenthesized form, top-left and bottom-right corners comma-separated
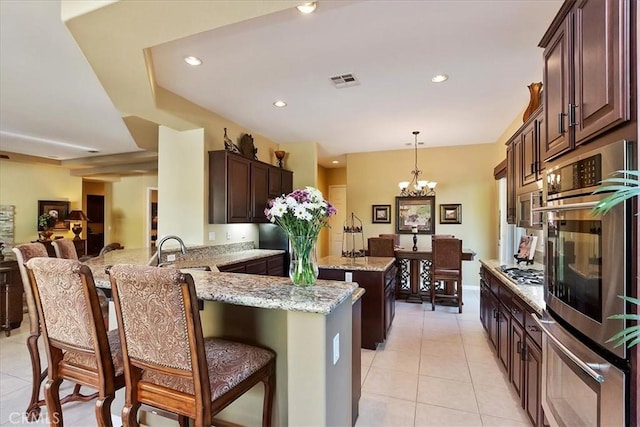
(378, 233, 400, 247)
(430, 237, 463, 312)
(25, 257, 124, 426)
(108, 264, 276, 427)
(12, 244, 97, 421)
(52, 238, 110, 329)
(368, 237, 396, 257)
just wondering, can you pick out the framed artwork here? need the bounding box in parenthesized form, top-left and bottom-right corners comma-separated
(395, 196, 435, 234)
(372, 204, 391, 224)
(440, 203, 462, 224)
(37, 200, 70, 231)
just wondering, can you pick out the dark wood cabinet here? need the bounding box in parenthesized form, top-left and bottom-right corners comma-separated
(479, 265, 544, 427)
(540, 0, 631, 160)
(0, 261, 23, 336)
(319, 263, 396, 350)
(505, 142, 516, 224)
(524, 334, 543, 427)
(513, 107, 545, 195)
(209, 151, 293, 224)
(218, 254, 285, 277)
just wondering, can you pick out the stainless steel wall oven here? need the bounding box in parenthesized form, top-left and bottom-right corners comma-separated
(534, 140, 635, 426)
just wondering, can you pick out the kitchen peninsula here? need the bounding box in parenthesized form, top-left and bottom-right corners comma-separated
(84, 246, 359, 426)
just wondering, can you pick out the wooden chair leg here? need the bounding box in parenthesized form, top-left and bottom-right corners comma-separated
(95, 394, 115, 427)
(44, 377, 63, 426)
(177, 415, 190, 427)
(261, 363, 276, 427)
(122, 403, 141, 427)
(431, 280, 436, 311)
(458, 279, 463, 313)
(25, 333, 45, 421)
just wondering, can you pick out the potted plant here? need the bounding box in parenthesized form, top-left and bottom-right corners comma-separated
(593, 170, 640, 348)
(38, 212, 56, 241)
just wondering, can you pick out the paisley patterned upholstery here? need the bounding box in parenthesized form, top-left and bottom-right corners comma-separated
(108, 265, 192, 370)
(109, 264, 276, 424)
(64, 329, 124, 375)
(51, 239, 79, 260)
(142, 338, 274, 399)
(26, 258, 94, 349)
(12, 243, 49, 330)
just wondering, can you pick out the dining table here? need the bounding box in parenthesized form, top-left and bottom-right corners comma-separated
(394, 247, 476, 303)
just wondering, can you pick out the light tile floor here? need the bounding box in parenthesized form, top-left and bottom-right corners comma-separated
(355, 287, 531, 427)
(0, 287, 529, 426)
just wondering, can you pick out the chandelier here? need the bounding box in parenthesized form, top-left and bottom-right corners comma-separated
(398, 131, 436, 197)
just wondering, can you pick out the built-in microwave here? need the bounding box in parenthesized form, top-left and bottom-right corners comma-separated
(517, 189, 543, 229)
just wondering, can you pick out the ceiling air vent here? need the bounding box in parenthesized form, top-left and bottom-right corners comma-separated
(329, 73, 359, 89)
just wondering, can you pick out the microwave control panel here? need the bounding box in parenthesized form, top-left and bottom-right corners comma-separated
(547, 154, 601, 196)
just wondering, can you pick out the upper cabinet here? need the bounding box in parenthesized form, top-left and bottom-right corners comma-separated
(518, 107, 546, 191)
(209, 151, 293, 224)
(540, 0, 631, 161)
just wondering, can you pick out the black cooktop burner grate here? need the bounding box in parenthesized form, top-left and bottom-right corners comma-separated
(499, 265, 544, 286)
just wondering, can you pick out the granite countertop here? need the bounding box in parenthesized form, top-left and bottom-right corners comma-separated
(317, 255, 395, 272)
(480, 259, 545, 314)
(84, 247, 356, 315)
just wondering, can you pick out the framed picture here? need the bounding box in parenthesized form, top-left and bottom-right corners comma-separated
(37, 200, 70, 231)
(440, 203, 462, 224)
(372, 204, 391, 224)
(395, 196, 435, 234)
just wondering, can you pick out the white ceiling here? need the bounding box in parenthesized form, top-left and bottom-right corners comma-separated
(0, 0, 562, 168)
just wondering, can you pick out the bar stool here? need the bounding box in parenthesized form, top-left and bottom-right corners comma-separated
(13, 243, 96, 421)
(430, 237, 463, 312)
(108, 264, 276, 427)
(368, 237, 396, 257)
(25, 257, 124, 426)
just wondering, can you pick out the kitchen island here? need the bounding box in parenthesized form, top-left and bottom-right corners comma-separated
(84, 247, 358, 426)
(317, 256, 396, 349)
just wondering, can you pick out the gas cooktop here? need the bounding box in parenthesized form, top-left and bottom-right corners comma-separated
(499, 265, 544, 286)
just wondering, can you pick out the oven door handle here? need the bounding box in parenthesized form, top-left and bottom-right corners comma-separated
(531, 315, 605, 383)
(532, 201, 599, 213)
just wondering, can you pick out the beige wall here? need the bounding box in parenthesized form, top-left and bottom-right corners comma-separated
(326, 167, 347, 186)
(280, 142, 317, 189)
(346, 143, 501, 285)
(111, 174, 158, 249)
(0, 160, 81, 244)
(317, 165, 329, 257)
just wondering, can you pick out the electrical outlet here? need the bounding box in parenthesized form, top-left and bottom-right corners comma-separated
(167, 254, 176, 262)
(208, 231, 215, 240)
(345, 272, 353, 282)
(226, 232, 231, 240)
(333, 333, 340, 365)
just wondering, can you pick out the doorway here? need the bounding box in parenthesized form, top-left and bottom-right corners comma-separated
(147, 187, 158, 248)
(86, 194, 105, 256)
(328, 185, 346, 257)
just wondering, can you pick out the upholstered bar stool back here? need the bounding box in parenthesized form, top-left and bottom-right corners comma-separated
(108, 265, 276, 427)
(51, 239, 78, 260)
(52, 238, 109, 329)
(368, 237, 396, 257)
(378, 233, 400, 247)
(430, 237, 463, 313)
(25, 257, 124, 427)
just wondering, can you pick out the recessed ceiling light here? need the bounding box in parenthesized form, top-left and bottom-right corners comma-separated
(273, 100, 287, 108)
(332, 160, 339, 164)
(88, 150, 99, 153)
(431, 74, 449, 83)
(296, 2, 317, 14)
(184, 56, 202, 66)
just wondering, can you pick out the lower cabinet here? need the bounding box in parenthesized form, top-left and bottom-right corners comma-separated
(479, 265, 544, 427)
(0, 261, 23, 336)
(218, 254, 285, 277)
(319, 264, 396, 349)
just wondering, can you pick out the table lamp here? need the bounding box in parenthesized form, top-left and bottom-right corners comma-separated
(66, 210, 89, 240)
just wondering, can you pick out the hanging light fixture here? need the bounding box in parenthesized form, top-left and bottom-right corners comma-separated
(398, 131, 437, 197)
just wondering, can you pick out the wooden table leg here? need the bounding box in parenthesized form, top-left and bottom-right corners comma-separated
(406, 259, 423, 303)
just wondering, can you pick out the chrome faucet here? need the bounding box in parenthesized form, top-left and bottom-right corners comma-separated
(156, 235, 187, 265)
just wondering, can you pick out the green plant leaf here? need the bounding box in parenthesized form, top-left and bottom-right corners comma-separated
(591, 170, 639, 216)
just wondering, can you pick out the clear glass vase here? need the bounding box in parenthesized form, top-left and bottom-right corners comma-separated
(289, 235, 319, 286)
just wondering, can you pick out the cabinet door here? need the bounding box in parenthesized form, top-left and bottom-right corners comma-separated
(535, 113, 546, 177)
(542, 16, 572, 161)
(267, 255, 284, 277)
(281, 170, 293, 195)
(268, 166, 282, 198)
(506, 143, 516, 224)
(524, 337, 543, 427)
(251, 163, 269, 222)
(520, 121, 537, 188)
(227, 156, 251, 223)
(218, 263, 246, 273)
(497, 304, 510, 372)
(488, 293, 499, 351)
(510, 321, 524, 400)
(245, 258, 268, 275)
(573, 0, 629, 145)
